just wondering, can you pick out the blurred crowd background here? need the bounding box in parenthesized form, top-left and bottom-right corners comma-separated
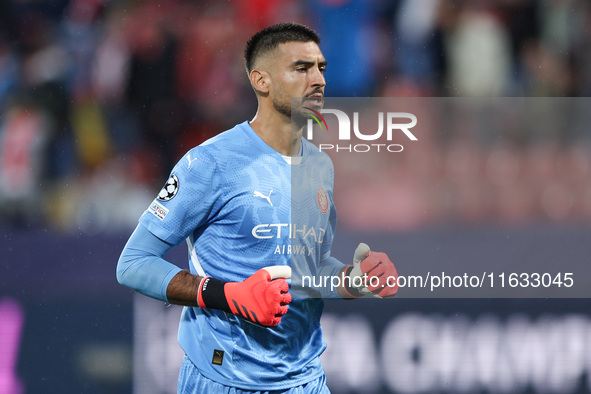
(1, 0, 591, 233)
(2, 2, 591, 393)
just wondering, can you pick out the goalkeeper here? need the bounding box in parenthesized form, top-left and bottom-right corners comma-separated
(116, 22, 398, 393)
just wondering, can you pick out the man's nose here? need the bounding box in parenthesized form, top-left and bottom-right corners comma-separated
(311, 67, 326, 88)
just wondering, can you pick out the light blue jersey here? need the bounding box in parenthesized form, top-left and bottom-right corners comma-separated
(139, 121, 343, 390)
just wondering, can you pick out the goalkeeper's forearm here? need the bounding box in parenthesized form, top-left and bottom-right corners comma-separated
(117, 224, 231, 307)
(117, 224, 184, 303)
(166, 270, 203, 306)
(117, 223, 205, 306)
(117, 225, 291, 326)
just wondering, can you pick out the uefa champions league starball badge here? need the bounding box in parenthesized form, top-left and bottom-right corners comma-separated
(157, 174, 179, 201)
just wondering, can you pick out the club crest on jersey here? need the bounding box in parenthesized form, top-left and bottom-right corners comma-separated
(317, 188, 329, 214)
(157, 174, 179, 201)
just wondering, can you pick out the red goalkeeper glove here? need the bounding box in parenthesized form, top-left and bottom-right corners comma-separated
(197, 266, 292, 327)
(344, 243, 398, 298)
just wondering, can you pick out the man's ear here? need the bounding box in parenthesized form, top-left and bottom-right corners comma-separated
(250, 69, 270, 95)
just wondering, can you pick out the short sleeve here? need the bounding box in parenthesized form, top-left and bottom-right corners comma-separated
(139, 147, 221, 246)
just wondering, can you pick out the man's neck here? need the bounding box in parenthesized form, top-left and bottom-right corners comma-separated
(249, 112, 302, 156)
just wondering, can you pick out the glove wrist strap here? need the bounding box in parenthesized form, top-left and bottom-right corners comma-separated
(343, 266, 364, 298)
(197, 277, 231, 312)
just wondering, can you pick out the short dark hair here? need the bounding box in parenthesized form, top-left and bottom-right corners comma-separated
(244, 22, 320, 73)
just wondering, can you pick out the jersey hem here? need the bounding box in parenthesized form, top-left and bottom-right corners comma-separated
(190, 356, 325, 391)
